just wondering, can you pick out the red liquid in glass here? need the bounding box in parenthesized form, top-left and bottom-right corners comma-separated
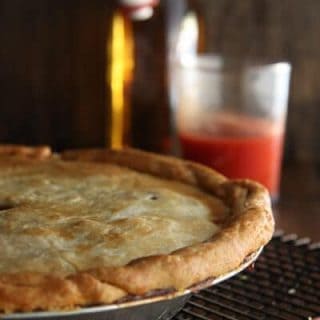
(179, 118, 284, 197)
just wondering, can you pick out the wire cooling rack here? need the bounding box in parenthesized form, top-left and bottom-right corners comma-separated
(173, 231, 320, 320)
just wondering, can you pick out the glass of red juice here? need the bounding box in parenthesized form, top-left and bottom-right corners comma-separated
(173, 56, 291, 200)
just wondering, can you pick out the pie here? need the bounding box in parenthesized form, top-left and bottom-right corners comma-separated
(0, 145, 274, 313)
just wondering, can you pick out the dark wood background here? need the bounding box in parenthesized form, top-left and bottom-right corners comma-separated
(0, 0, 114, 150)
(0, 0, 320, 162)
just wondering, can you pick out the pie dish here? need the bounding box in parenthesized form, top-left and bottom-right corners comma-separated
(0, 145, 274, 314)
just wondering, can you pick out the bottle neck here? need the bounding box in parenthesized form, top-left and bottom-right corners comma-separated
(118, 0, 160, 20)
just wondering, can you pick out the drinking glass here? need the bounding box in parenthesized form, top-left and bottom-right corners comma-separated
(171, 55, 291, 200)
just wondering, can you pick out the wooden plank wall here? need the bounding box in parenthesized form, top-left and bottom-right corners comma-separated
(0, 0, 114, 150)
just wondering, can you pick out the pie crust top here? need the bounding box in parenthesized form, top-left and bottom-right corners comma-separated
(0, 146, 274, 313)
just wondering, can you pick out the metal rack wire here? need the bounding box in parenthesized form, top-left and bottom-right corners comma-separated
(173, 232, 320, 320)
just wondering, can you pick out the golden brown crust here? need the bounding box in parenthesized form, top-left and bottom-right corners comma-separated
(0, 146, 274, 313)
(0, 144, 52, 159)
(62, 148, 228, 189)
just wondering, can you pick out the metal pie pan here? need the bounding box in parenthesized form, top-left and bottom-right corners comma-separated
(1, 247, 263, 320)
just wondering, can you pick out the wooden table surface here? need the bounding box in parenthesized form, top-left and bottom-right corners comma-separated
(274, 163, 320, 241)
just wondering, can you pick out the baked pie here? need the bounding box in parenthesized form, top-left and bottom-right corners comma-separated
(0, 145, 274, 313)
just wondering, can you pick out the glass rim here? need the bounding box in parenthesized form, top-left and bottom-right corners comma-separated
(176, 54, 291, 74)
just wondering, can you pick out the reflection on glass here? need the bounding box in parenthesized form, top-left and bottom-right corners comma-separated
(108, 10, 134, 148)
